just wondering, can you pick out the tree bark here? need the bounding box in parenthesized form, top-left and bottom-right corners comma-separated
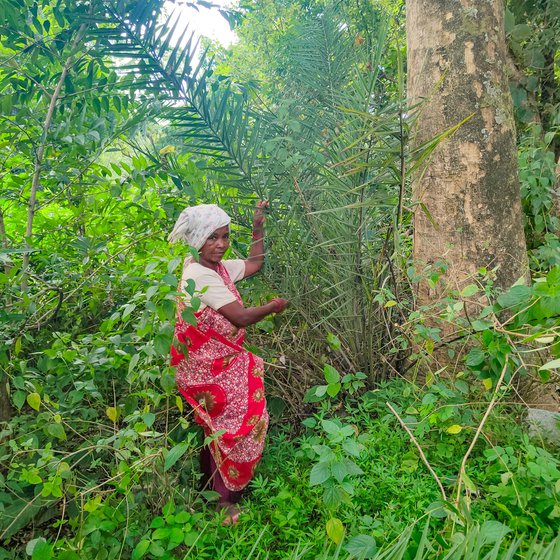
(407, 0, 528, 307)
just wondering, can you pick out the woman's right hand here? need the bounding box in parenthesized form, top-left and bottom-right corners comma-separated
(269, 298, 290, 313)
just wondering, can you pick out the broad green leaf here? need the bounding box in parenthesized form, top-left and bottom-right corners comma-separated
(131, 539, 150, 560)
(345, 534, 377, 559)
(331, 460, 348, 483)
(13, 390, 26, 410)
(497, 285, 532, 308)
(181, 307, 197, 326)
(342, 439, 361, 457)
(154, 324, 174, 355)
(164, 442, 189, 471)
(471, 320, 492, 331)
(510, 23, 532, 42)
(315, 385, 328, 398)
(176, 395, 184, 413)
(460, 284, 479, 297)
(326, 382, 341, 397)
(539, 358, 560, 371)
(160, 374, 176, 394)
(309, 461, 331, 486)
(143, 412, 156, 428)
(480, 520, 511, 543)
(326, 518, 345, 544)
(47, 423, 67, 441)
(326, 332, 341, 350)
(466, 348, 485, 367)
(321, 419, 339, 434)
(344, 459, 364, 476)
(323, 364, 340, 384)
(28, 538, 53, 560)
(27, 392, 41, 411)
(323, 485, 349, 508)
(129, 353, 140, 374)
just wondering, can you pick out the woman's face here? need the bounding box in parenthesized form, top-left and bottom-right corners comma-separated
(199, 225, 230, 264)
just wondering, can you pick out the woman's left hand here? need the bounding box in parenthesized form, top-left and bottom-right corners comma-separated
(253, 200, 269, 230)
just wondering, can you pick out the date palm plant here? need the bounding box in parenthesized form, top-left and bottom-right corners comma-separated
(88, 0, 409, 379)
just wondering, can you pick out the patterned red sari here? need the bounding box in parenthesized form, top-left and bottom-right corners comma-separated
(170, 262, 268, 491)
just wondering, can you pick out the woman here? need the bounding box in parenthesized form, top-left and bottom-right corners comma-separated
(168, 201, 288, 524)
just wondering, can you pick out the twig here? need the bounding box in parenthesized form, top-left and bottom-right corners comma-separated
(386, 401, 447, 501)
(454, 356, 509, 507)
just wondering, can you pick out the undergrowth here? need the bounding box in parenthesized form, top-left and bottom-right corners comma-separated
(2, 377, 559, 559)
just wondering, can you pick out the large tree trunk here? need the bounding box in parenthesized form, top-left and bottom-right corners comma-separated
(407, 0, 528, 312)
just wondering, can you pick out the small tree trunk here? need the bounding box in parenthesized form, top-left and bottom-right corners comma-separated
(407, 0, 528, 310)
(0, 209, 12, 424)
(0, 373, 11, 424)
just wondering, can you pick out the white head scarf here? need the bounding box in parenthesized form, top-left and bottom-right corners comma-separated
(168, 204, 231, 249)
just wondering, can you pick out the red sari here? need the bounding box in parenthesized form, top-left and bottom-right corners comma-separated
(171, 261, 268, 491)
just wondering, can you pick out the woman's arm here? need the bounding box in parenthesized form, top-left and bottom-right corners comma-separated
(218, 298, 289, 328)
(244, 200, 267, 278)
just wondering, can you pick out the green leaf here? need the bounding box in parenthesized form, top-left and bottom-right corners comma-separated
(27, 392, 41, 411)
(326, 333, 341, 350)
(342, 439, 361, 457)
(497, 285, 532, 308)
(331, 460, 348, 483)
(323, 485, 348, 508)
(13, 390, 26, 410)
(181, 307, 197, 326)
(164, 442, 189, 471)
(466, 348, 485, 368)
(326, 518, 345, 544)
(510, 23, 532, 42)
(131, 539, 150, 560)
(303, 386, 322, 403)
(345, 534, 377, 559)
(315, 385, 328, 398)
(143, 412, 156, 428)
(480, 520, 511, 543)
(447, 424, 462, 435)
(323, 364, 340, 384)
(321, 419, 339, 434)
(47, 423, 67, 441)
(326, 382, 341, 397)
(471, 319, 492, 331)
(310, 461, 331, 486)
(27, 538, 53, 560)
(460, 284, 479, 297)
(539, 358, 560, 371)
(154, 325, 174, 355)
(160, 374, 176, 394)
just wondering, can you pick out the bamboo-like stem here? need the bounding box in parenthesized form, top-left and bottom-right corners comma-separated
(387, 401, 447, 501)
(454, 356, 509, 507)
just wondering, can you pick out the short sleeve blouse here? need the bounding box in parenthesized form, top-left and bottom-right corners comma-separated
(180, 259, 246, 311)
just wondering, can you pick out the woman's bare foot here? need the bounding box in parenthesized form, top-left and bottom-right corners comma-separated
(219, 502, 241, 525)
